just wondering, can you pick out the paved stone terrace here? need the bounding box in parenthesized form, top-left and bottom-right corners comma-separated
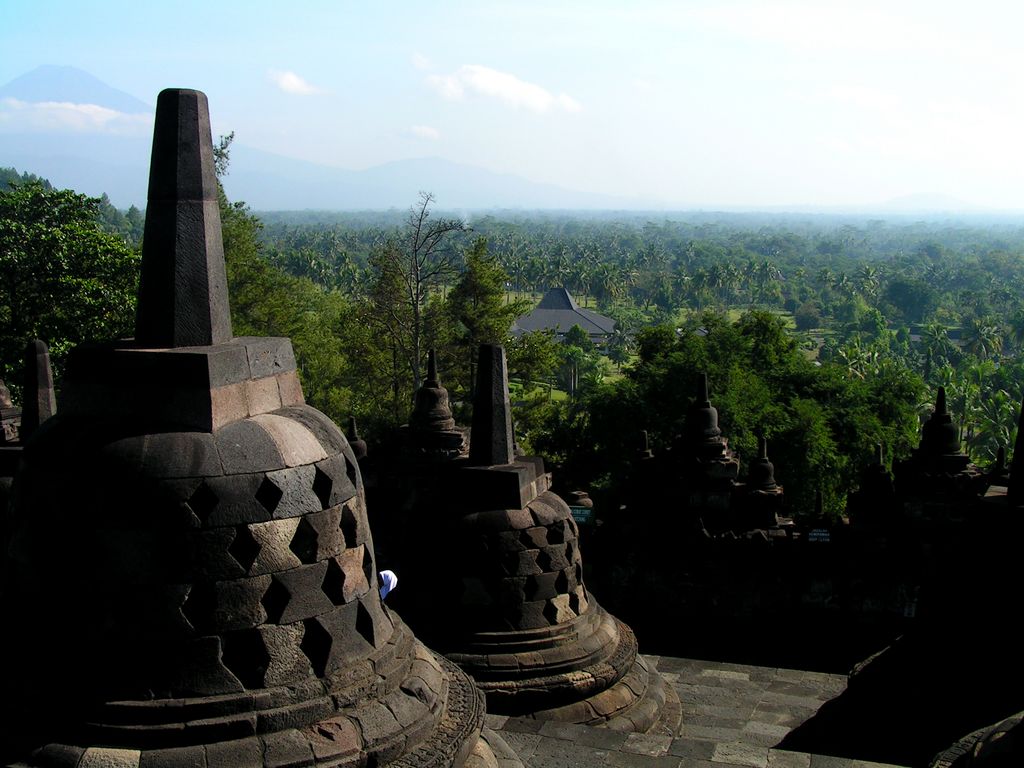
(489, 656, 907, 768)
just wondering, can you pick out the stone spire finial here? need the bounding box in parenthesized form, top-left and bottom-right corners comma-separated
(469, 343, 514, 466)
(921, 386, 961, 456)
(687, 372, 722, 441)
(426, 347, 439, 384)
(698, 371, 709, 402)
(20, 339, 56, 442)
(747, 436, 778, 491)
(637, 429, 654, 460)
(135, 88, 232, 348)
(347, 415, 367, 460)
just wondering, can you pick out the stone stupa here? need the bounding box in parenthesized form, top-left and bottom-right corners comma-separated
(1, 89, 502, 768)
(894, 386, 987, 512)
(392, 344, 676, 732)
(673, 373, 741, 527)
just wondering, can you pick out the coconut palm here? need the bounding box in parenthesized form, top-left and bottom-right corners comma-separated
(962, 316, 1004, 360)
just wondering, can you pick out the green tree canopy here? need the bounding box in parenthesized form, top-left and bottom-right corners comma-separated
(0, 182, 140, 391)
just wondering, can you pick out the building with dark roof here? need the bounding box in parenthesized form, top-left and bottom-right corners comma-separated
(513, 287, 616, 346)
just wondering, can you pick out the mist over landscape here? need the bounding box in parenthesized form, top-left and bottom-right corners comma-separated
(7, 5, 1024, 768)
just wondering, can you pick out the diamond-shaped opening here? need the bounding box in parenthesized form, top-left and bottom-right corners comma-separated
(519, 527, 546, 550)
(228, 526, 261, 573)
(536, 549, 554, 572)
(542, 600, 562, 625)
(355, 600, 377, 648)
(547, 522, 566, 545)
(500, 550, 520, 576)
(301, 618, 332, 677)
(568, 592, 582, 616)
(555, 569, 570, 594)
(340, 504, 358, 549)
(322, 558, 347, 605)
(221, 629, 270, 689)
(344, 455, 358, 487)
(312, 466, 333, 510)
(255, 476, 283, 515)
(261, 577, 290, 624)
(289, 517, 320, 564)
(575, 562, 583, 583)
(524, 575, 543, 601)
(361, 545, 374, 585)
(187, 482, 219, 522)
(181, 583, 216, 633)
(565, 540, 576, 563)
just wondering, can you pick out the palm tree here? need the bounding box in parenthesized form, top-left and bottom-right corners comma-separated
(921, 323, 954, 382)
(1008, 308, 1024, 353)
(856, 264, 880, 302)
(962, 316, 1004, 360)
(753, 259, 783, 306)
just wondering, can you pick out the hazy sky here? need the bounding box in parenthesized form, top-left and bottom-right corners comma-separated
(3, 0, 1024, 209)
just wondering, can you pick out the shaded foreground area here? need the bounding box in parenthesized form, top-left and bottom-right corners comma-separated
(492, 655, 901, 768)
(571, 489, 1024, 768)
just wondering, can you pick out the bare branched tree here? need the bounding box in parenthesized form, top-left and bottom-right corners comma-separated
(368, 192, 468, 400)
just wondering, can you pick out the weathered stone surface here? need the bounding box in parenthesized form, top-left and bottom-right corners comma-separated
(215, 420, 286, 475)
(144, 432, 223, 479)
(204, 737, 262, 768)
(264, 465, 322, 519)
(2, 87, 489, 768)
(469, 344, 515, 466)
(20, 339, 56, 442)
(136, 89, 231, 348)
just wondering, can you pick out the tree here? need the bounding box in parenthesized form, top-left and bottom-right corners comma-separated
(216, 133, 361, 428)
(0, 182, 140, 390)
(446, 237, 529, 395)
(962, 316, 1003, 361)
(367, 192, 468, 392)
(507, 330, 560, 392)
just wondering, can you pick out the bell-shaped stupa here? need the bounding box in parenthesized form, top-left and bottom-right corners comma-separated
(738, 437, 784, 529)
(673, 373, 740, 526)
(393, 344, 675, 732)
(894, 386, 986, 507)
(1, 89, 496, 767)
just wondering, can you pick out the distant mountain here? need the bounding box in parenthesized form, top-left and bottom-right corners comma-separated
(225, 148, 630, 210)
(0, 65, 150, 114)
(0, 131, 151, 205)
(0, 66, 635, 210)
(0, 66, 1006, 215)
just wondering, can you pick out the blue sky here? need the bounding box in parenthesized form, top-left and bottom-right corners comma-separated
(3, 1, 1024, 209)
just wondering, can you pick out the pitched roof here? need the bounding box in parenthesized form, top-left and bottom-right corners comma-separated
(514, 287, 616, 337)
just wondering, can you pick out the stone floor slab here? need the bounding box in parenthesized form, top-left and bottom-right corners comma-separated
(491, 655, 909, 768)
(712, 742, 769, 768)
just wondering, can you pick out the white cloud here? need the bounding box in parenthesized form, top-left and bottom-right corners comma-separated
(0, 98, 150, 135)
(411, 52, 432, 70)
(411, 124, 440, 140)
(426, 65, 581, 113)
(267, 69, 323, 95)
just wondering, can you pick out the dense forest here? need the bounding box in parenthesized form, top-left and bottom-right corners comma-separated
(4, 160, 1024, 519)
